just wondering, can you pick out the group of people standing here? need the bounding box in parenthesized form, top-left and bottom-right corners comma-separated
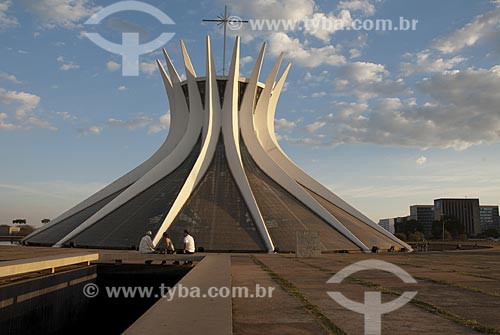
(139, 229, 196, 254)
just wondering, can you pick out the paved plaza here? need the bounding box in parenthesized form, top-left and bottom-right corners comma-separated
(233, 244, 500, 335)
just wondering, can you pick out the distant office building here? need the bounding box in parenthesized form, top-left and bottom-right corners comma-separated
(434, 198, 481, 236)
(395, 216, 409, 225)
(479, 206, 500, 232)
(378, 217, 408, 234)
(378, 218, 395, 234)
(409, 205, 434, 235)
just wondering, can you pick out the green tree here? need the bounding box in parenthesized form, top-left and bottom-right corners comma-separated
(19, 225, 35, 235)
(432, 215, 465, 239)
(395, 219, 424, 235)
(407, 231, 425, 242)
(444, 230, 453, 241)
(395, 232, 407, 241)
(413, 231, 425, 242)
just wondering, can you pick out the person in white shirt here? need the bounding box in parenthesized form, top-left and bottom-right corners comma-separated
(139, 231, 156, 253)
(183, 230, 195, 254)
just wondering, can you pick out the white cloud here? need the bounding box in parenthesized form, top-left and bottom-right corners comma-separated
(338, 0, 376, 16)
(240, 55, 254, 66)
(332, 101, 368, 120)
(117, 85, 127, 91)
(379, 97, 403, 110)
(400, 50, 465, 75)
(228, 0, 369, 44)
(148, 112, 171, 134)
(107, 116, 153, 130)
(19, 0, 100, 29)
(433, 5, 500, 54)
(57, 56, 79, 71)
(0, 0, 18, 30)
(311, 91, 327, 98)
(316, 66, 500, 150)
(78, 125, 102, 136)
(26, 117, 57, 131)
(225, 0, 374, 61)
(275, 118, 297, 131)
(285, 134, 327, 146)
(0, 88, 40, 118)
(338, 62, 388, 83)
(0, 88, 58, 131)
(140, 62, 157, 76)
(349, 48, 362, 59)
(332, 63, 410, 102)
(88, 113, 171, 135)
(305, 121, 326, 133)
(336, 76, 409, 102)
(228, 0, 314, 22)
(268, 32, 346, 67)
(0, 121, 18, 130)
(60, 63, 80, 71)
(303, 10, 353, 42)
(416, 156, 427, 165)
(303, 70, 330, 84)
(56, 111, 76, 121)
(106, 61, 120, 72)
(0, 71, 20, 83)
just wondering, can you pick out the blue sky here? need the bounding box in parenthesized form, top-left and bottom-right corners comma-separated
(0, 0, 499, 226)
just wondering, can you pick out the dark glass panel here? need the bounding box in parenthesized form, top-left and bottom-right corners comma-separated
(240, 140, 359, 252)
(69, 141, 201, 249)
(167, 137, 266, 252)
(24, 188, 127, 246)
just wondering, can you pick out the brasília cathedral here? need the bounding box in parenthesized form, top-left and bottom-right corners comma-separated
(23, 36, 410, 253)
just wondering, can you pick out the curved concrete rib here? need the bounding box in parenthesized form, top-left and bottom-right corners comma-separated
(163, 48, 181, 84)
(152, 36, 222, 245)
(242, 51, 369, 252)
(156, 60, 189, 157)
(54, 46, 203, 247)
(260, 69, 412, 250)
(265, 63, 291, 156)
(27, 50, 189, 241)
(221, 38, 275, 252)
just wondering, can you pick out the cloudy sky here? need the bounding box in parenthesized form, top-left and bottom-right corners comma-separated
(0, 0, 499, 226)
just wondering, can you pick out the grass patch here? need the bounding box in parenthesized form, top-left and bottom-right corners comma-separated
(412, 275, 500, 297)
(382, 261, 500, 297)
(250, 255, 347, 335)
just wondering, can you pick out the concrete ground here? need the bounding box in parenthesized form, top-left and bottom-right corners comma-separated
(232, 244, 500, 335)
(2, 243, 500, 334)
